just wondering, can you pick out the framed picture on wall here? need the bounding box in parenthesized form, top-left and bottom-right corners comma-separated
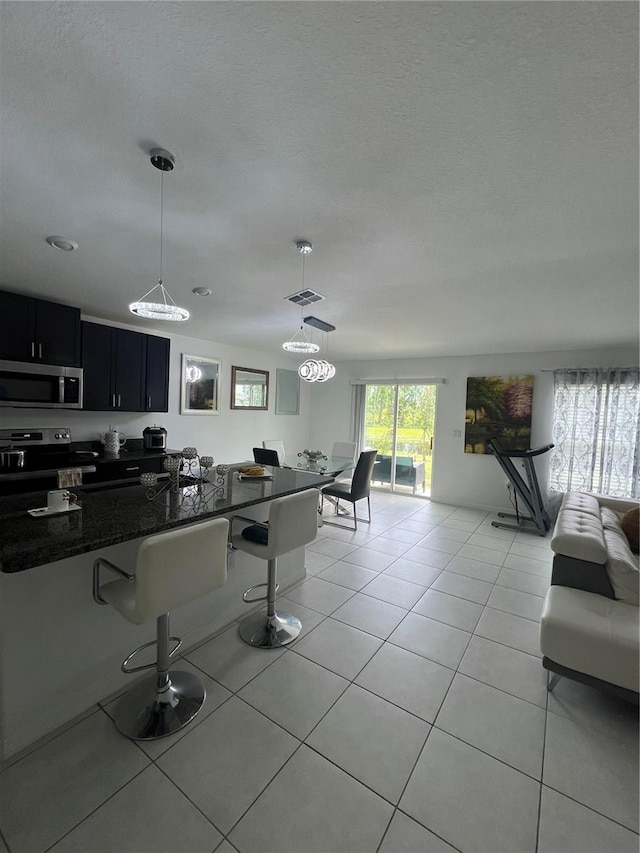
(180, 354, 221, 415)
(230, 366, 269, 410)
(464, 374, 534, 453)
(275, 368, 300, 415)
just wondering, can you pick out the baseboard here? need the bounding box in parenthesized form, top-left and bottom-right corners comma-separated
(429, 495, 512, 517)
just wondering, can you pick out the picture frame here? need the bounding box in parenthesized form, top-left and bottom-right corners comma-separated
(180, 354, 221, 415)
(230, 366, 269, 410)
(275, 368, 300, 415)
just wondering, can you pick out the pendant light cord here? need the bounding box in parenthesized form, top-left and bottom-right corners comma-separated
(159, 170, 164, 287)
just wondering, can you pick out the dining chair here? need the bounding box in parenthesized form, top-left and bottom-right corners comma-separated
(253, 447, 280, 466)
(321, 449, 378, 530)
(331, 441, 357, 462)
(262, 439, 286, 465)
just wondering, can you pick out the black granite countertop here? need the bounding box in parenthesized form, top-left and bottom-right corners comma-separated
(0, 467, 333, 573)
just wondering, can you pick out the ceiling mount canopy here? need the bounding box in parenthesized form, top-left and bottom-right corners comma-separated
(129, 148, 190, 322)
(282, 241, 320, 354)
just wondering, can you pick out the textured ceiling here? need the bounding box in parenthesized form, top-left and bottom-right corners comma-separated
(0, 1, 637, 361)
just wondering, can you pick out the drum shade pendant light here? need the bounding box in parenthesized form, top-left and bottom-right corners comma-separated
(282, 242, 320, 354)
(129, 149, 190, 322)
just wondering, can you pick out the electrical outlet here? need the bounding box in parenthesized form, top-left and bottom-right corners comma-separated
(452, 429, 462, 438)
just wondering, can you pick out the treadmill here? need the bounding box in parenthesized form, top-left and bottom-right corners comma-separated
(486, 436, 554, 536)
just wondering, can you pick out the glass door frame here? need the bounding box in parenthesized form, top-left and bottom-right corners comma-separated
(363, 380, 438, 498)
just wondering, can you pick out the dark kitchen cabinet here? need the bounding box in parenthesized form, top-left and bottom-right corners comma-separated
(81, 322, 170, 413)
(0, 289, 81, 367)
(145, 334, 170, 412)
(82, 453, 168, 486)
(82, 322, 145, 412)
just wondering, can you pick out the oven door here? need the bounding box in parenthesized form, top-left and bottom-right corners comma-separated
(0, 360, 83, 408)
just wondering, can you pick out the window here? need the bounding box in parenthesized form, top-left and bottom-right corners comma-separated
(549, 368, 640, 499)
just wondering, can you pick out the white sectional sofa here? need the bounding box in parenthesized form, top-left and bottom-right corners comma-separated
(540, 491, 639, 703)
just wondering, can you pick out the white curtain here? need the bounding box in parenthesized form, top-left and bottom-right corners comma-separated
(548, 367, 640, 499)
(349, 384, 366, 453)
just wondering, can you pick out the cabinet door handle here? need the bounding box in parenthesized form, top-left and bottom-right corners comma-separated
(111, 394, 116, 408)
(147, 395, 152, 410)
(38, 343, 43, 359)
(117, 394, 122, 408)
(125, 466, 140, 472)
(31, 342, 35, 358)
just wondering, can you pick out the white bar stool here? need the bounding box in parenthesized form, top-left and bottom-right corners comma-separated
(230, 489, 319, 648)
(93, 518, 229, 740)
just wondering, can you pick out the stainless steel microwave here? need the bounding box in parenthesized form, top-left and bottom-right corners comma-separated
(0, 360, 83, 408)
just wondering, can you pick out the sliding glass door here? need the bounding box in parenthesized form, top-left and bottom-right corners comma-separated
(364, 383, 437, 496)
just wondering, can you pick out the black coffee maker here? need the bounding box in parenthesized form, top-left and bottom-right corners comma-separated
(143, 425, 167, 450)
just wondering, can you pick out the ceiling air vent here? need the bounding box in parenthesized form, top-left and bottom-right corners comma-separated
(284, 289, 325, 307)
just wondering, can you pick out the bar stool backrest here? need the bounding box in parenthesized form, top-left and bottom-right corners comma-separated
(134, 518, 229, 623)
(260, 489, 320, 559)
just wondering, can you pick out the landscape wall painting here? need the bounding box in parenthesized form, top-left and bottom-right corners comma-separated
(464, 375, 534, 454)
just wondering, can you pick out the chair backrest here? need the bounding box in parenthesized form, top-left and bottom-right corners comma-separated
(331, 441, 357, 462)
(133, 518, 229, 623)
(262, 488, 320, 559)
(263, 439, 286, 465)
(350, 449, 379, 501)
(395, 456, 413, 466)
(253, 447, 280, 466)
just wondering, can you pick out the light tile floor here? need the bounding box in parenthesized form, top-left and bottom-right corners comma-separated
(1, 492, 639, 853)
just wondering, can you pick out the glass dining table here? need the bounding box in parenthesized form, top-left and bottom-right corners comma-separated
(282, 454, 355, 478)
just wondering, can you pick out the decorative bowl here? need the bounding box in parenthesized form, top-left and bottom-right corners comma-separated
(300, 448, 326, 461)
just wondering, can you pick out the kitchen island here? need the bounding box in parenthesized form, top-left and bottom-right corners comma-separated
(0, 467, 333, 758)
(0, 466, 332, 573)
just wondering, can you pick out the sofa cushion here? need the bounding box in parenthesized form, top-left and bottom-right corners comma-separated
(604, 525, 640, 605)
(561, 491, 602, 519)
(551, 508, 607, 564)
(621, 507, 640, 554)
(540, 586, 639, 693)
(600, 506, 623, 531)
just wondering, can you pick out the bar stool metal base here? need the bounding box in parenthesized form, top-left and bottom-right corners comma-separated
(112, 670, 205, 740)
(238, 611, 301, 648)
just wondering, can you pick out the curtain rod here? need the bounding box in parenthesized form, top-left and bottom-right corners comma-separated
(349, 378, 447, 385)
(540, 367, 638, 372)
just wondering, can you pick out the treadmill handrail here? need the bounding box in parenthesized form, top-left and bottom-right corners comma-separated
(486, 439, 554, 458)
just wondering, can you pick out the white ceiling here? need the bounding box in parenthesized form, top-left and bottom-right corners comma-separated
(1, 2, 637, 361)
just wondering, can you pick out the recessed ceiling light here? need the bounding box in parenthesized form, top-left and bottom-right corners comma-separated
(47, 236, 79, 252)
(192, 287, 212, 296)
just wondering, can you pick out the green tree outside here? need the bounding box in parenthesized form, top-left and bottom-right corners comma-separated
(363, 384, 436, 489)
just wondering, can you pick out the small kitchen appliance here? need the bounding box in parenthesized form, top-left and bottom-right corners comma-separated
(98, 427, 126, 455)
(0, 360, 83, 408)
(143, 425, 167, 450)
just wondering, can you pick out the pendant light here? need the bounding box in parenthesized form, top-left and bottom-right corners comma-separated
(129, 148, 190, 322)
(299, 329, 336, 383)
(282, 241, 320, 353)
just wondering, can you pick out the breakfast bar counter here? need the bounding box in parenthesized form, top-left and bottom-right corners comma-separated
(0, 466, 333, 573)
(0, 466, 333, 759)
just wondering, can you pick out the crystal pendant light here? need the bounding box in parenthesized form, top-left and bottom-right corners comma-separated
(282, 242, 320, 353)
(129, 149, 190, 322)
(298, 330, 336, 383)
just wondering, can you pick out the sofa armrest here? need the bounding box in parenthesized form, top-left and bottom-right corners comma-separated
(551, 553, 615, 598)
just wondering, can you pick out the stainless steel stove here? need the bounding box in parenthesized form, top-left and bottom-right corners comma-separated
(0, 427, 97, 485)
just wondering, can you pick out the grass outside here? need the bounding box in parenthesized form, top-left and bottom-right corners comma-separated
(365, 426, 433, 492)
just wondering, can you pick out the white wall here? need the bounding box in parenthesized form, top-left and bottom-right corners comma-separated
(0, 315, 311, 464)
(308, 346, 637, 512)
